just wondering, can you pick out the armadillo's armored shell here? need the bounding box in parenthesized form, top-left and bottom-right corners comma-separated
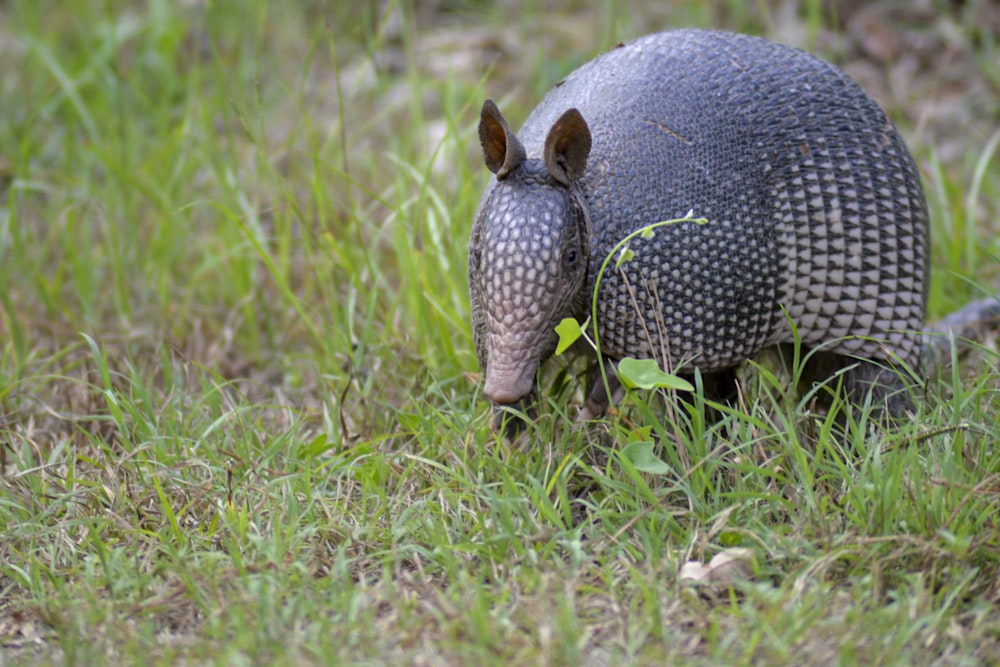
(512, 29, 929, 374)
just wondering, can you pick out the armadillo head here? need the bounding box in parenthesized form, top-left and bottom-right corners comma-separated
(469, 99, 592, 438)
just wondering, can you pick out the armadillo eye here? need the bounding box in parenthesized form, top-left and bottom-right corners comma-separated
(565, 249, 577, 266)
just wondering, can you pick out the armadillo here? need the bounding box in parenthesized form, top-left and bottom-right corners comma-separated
(468, 29, 987, 435)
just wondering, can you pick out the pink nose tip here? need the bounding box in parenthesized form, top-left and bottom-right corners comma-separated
(484, 384, 526, 405)
(483, 366, 536, 405)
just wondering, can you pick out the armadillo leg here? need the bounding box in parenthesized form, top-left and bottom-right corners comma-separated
(699, 367, 741, 407)
(582, 359, 623, 421)
(787, 347, 916, 420)
(491, 388, 539, 441)
(838, 360, 916, 420)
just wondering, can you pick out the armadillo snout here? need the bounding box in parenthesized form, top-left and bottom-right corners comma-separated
(471, 168, 589, 433)
(483, 351, 540, 437)
(484, 356, 539, 438)
(483, 360, 538, 404)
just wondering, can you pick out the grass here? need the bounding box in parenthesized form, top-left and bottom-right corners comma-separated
(1, 1, 999, 665)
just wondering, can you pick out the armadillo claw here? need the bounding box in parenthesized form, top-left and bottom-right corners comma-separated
(490, 392, 539, 442)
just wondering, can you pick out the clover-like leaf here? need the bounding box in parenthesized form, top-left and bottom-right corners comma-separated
(554, 318, 583, 355)
(617, 357, 695, 392)
(622, 440, 671, 474)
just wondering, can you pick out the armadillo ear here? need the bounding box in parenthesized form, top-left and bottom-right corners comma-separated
(544, 108, 591, 187)
(479, 99, 526, 179)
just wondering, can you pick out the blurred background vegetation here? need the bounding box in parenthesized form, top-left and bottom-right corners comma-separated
(3, 0, 997, 397)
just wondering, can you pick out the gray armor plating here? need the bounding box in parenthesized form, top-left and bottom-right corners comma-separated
(470, 29, 930, 427)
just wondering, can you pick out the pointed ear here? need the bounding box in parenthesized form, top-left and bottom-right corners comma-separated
(479, 99, 526, 179)
(543, 108, 591, 187)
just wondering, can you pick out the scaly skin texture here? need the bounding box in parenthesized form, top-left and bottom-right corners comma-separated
(469, 29, 931, 434)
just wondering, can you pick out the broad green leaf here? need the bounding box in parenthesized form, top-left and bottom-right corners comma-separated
(640, 226, 655, 239)
(554, 318, 583, 355)
(617, 357, 695, 392)
(622, 440, 671, 474)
